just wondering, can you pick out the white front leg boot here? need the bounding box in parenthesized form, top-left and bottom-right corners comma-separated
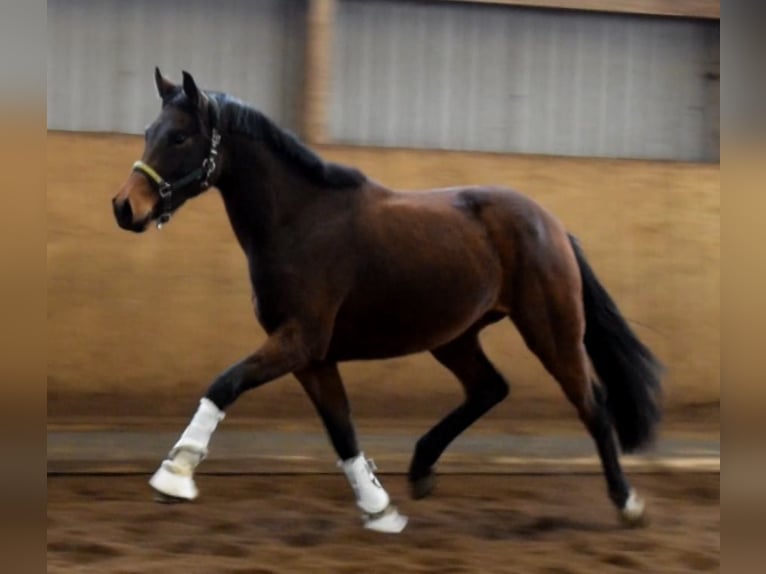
(149, 398, 225, 502)
(340, 453, 408, 533)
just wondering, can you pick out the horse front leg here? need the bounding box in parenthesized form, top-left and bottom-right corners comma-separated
(149, 322, 313, 502)
(294, 362, 407, 533)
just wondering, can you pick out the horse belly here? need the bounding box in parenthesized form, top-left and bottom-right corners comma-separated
(327, 260, 500, 361)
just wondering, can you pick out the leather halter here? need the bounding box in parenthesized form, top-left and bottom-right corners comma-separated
(132, 101, 221, 229)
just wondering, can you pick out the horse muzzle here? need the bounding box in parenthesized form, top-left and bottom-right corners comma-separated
(112, 196, 151, 233)
(112, 171, 158, 232)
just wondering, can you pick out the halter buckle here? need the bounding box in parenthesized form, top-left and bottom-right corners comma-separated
(158, 181, 172, 199)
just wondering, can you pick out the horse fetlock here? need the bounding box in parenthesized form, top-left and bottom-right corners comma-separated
(618, 489, 648, 528)
(172, 397, 226, 457)
(167, 445, 205, 474)
(340, 453, 391, 514)
(409, 469, 437, 500)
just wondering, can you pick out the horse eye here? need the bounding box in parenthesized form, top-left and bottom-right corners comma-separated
(171, 133, 188, 146)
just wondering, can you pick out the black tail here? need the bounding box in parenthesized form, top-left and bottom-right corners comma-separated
(568, 234, 663, 453)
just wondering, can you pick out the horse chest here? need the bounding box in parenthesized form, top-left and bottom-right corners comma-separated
(248, 269, 292, 333)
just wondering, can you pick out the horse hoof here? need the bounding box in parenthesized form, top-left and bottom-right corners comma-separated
(153, 491, 190, 505)
(409, 471, 436, 500)
(363, 505, 408, 533)
(149, 459, 198, 502)
(619, 490, 648, 528)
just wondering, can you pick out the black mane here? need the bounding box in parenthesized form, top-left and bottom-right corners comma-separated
(210, 93, 366, 189)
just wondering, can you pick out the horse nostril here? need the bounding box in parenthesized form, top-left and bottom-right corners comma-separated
(113, 198, 133, 224)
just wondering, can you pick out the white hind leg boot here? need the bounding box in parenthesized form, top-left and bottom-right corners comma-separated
(340, 453, 407, 533)
(619, 489, 647, 526)
(149, 398, 225, 501)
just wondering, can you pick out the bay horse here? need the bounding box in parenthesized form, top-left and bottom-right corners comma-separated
(111, 69, 662, 533)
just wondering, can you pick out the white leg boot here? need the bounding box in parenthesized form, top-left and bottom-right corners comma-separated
(340, 453, 408, 533)
(619, 489, 647, 527)
(149, 398, 225, 501)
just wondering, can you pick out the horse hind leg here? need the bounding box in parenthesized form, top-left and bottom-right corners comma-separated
(510, 277, 646, 526)
(550, 345, 645, 526)
(409, 330, 509, 499)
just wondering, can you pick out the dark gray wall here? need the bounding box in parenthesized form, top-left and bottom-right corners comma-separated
(331, 0, 719, 161)
(47, 0, 307, 134)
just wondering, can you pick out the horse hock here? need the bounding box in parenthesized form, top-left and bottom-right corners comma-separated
(149, 397, 225, 501)
(340, 453, 408, 533)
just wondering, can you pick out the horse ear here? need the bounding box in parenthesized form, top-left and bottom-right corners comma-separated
(182, 70, 204, 108)
(154, 67, 175, 101)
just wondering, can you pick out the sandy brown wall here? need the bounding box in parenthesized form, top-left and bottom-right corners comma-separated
(47, 132, 719, 426)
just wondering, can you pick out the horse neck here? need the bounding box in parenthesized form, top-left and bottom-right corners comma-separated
(216, 135, 317, 252)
